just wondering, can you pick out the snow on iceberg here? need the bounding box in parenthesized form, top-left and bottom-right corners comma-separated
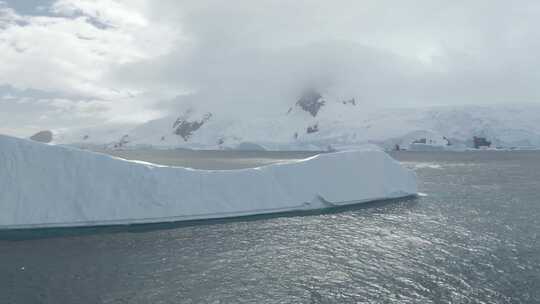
(0, 135, 417, 229)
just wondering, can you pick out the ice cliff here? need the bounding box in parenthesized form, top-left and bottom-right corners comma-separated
(0, 135, 417, 229)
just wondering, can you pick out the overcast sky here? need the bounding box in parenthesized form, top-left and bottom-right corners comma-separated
(1, 0, 540, 136)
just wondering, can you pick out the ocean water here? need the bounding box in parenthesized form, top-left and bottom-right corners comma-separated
(1, 151, 539, 303)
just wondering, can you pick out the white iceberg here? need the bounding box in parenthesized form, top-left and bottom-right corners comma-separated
(0, 135, 417, 229)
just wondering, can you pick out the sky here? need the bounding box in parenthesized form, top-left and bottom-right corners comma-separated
(1, 0, 540, 136)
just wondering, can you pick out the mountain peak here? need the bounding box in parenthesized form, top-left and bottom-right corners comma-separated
(295, 89, 325, 117)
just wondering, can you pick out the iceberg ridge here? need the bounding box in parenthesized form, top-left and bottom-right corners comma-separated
(0, 135, 417, 229)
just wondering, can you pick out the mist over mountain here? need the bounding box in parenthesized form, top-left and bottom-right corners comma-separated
(3, 1, 540, 138)
(50, 89, 540, 150)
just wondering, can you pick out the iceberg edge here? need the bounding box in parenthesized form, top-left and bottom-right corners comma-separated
(0, 135, 417, 230)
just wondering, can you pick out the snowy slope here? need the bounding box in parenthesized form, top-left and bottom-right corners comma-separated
(0, 135, 417, 229)
(50, 94, 540, 150)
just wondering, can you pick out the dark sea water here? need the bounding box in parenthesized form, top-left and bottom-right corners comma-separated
(1, 151, 540, 303)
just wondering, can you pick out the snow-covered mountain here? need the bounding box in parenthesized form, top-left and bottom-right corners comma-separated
(48, 91, 540, 150)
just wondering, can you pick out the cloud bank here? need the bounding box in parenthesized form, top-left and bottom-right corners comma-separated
(1, 0, 540, 135)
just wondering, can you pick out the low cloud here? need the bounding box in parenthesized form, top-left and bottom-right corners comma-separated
(1, 0, 540, 134)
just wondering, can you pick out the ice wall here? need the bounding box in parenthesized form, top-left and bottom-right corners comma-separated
(0, 135, 417, 229)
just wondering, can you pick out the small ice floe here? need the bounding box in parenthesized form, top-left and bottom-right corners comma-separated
(414, 163, 443, 169)
(402, 162, 443, 170)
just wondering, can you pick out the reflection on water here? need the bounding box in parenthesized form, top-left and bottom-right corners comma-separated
(1, 151, 540, 303)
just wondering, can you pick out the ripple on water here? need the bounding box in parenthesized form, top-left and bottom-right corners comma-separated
(1, 152, 540, 303)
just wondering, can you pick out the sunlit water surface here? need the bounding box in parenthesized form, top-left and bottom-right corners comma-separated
(1, 151, 539, 303)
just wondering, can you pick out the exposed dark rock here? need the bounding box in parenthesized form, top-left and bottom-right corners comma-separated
(29, 130, 53, 143)
(83, 135, 89, 140)
(342, 98, 356, 106)
(293, 132, 298, 140)
(443, 136, 451, 146)
(173, 113, 212, 141)
(307, 123, 319, 134)
(413, 137, 440, 145)
(473, 136, 491, 149)
(113, 135, 130, 149)
(296, 89, 325, 117)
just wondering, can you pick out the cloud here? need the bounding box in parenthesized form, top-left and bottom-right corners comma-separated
(0, 0, 179, 134)
(2, 0, 540, 135)
(0, 0, 178, 99)
(109, 0, 540, 112)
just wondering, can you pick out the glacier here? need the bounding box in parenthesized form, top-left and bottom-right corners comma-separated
(49, 103, 540, 151)
(0, 134, 417, 230)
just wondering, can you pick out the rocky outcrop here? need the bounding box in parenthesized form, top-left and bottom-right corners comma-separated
(296, 89, 325, 117)
(342, 98, 356, 106)
(29, 130, 53, 143)
(307, 123, 319, 134)
(173, 113, 212, 141)
(113, 135, 130, 149)
(473, 136, 491, 149)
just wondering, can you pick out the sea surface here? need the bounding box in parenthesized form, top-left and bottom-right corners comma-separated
(1, 151, 539, 303)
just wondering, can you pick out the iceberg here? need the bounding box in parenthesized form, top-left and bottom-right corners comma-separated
(0, 135, 417, 229)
